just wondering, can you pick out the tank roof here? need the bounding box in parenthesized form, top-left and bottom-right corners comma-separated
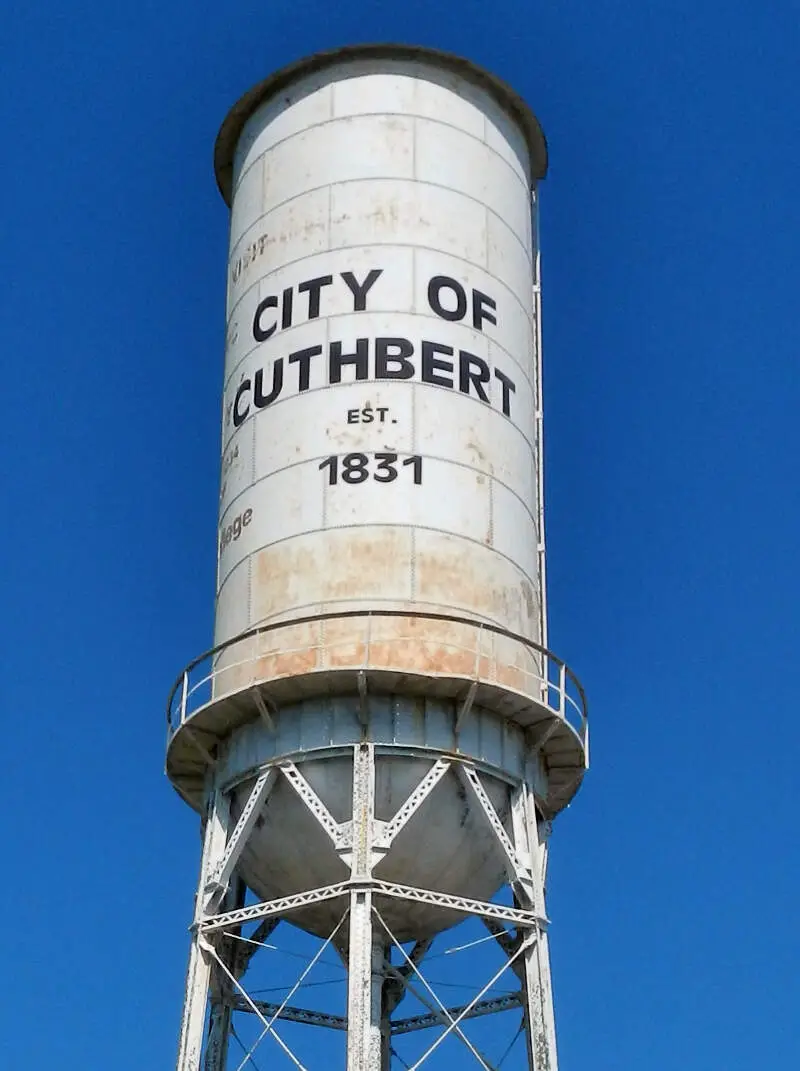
(214, 43, 548, 204)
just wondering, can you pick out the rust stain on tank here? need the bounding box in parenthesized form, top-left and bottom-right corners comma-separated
(327, 642, 368, 668)
(253, 531, 414, 623)
(254, 648, 318, 681)
(416, 544, 534, 635)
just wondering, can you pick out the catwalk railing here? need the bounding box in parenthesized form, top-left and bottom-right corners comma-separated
(166, 609, 588, 746)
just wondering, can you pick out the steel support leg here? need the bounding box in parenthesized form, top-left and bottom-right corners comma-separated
(176, 782, 231, 1071)
(512, 780, 558, 1071)
(204, 876, 246, 1071)
(346, 743, 388, 1071)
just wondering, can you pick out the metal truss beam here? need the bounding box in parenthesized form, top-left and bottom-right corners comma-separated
(205, 768, 277, 911)
(232, 993, 525, 1038)
(206, 875, 246, 1071)
(370, 880, 544, 929)
(201, 876, 545, 937)
(378, 759, 451, 848)
(233, 998, 348, 1031)
(201, 883, 350, 933)
(458, 766, 533, 903)
(280, 761, 345, 846)
(391, 993, 524, 1035)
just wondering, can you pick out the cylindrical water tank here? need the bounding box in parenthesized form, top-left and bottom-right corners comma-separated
(214, 45, 547, 674)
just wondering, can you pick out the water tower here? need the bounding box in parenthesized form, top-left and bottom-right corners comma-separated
(167, 44, 588, 1071)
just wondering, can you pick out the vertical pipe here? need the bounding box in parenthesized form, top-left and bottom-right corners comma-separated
(532, 188, 548, 653)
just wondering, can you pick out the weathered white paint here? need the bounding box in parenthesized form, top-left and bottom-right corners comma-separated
(215, 58, 543, 655)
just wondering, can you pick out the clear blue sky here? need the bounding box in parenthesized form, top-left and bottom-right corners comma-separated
(2, 1, 798, 1068)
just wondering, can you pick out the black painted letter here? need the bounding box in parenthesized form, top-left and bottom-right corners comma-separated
(493, 368, 516, 417)
(288, 345, 322, 392)
(329, 339, 369, 383)
(233, 380, 251, 426)
(254, 360, 284, 408)
(428, 276, 467, 322)
(458, 351, 490, 403)
(253, 296, 278, 342)
(421, 341, 454, 388)
(298, 275, 333, 320)
(341, 269, 383, 311)
(472, 290, 497, 331)
(375, 337, 415, 379)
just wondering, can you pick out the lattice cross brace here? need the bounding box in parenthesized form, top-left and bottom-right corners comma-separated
(376, 910, 496, 1071)
(457, 766, 535, 904)
(204, 768, 277, 912)
(280, 760, 348, 847)
(406, 932, 538, 1071)
(511, 781, 547, 919)
(224, 911, 348, 1071)
(386, 969, 496, 1071)
(375, 758, 451, 848)
(207, 943, 308, 1071)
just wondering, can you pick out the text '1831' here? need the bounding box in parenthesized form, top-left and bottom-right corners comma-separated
(319, 453, 423, 486)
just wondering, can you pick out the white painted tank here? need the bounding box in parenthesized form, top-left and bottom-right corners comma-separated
(214, 46, 546, 658)
(166, 45, 587, 943)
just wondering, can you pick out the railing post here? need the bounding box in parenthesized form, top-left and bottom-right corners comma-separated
(558, 661, 566, 720)
(180, 671, 189, 726)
